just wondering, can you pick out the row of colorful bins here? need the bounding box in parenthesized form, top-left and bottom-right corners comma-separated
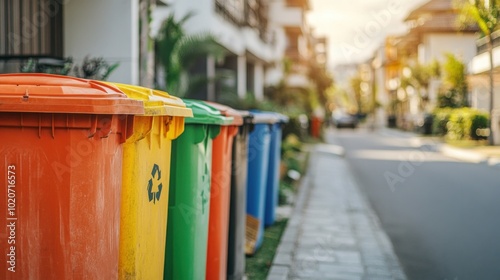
(0, 73, 287, 280)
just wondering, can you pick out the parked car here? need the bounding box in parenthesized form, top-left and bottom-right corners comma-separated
(332, 110, 358, 129)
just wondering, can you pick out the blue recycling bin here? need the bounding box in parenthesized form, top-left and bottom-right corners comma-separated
(264, 113, 289, 227)
(245, 111, 278, 254)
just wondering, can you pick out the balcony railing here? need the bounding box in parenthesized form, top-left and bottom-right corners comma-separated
(244, 0, 270, 42)
(476, 30, 500, 55)
(409, 13, 477, 33)
(215, 0, 245, 26)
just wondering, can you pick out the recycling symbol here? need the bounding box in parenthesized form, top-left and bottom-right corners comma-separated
(147, 164, 162, 204)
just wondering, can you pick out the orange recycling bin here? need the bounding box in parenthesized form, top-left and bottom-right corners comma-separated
(0, 73, 143, 279)
(204, 102, 243, 280)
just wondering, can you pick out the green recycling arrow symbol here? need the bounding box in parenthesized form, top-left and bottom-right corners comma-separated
(147, 163, 162, 204)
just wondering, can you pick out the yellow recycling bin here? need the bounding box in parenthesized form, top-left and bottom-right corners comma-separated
(106, 83, 193, 279)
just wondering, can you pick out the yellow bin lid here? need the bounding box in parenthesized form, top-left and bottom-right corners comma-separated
(106, 83, 193, 118)
(106, 83, 193, 140)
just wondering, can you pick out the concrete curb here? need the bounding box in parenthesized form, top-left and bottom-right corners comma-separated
(380, 127, 500, 168)
(437, 144, 500, 169)
(439, 145, 489, 163)
(267, 172, 312, 279)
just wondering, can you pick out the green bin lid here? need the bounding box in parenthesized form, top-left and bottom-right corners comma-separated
(183, 99, 233, 125)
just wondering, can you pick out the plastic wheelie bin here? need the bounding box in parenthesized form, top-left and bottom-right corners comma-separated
(264, 113, 289, 227)
(165, 100, 232, 280)
(227, 111, 253, 280)
(0, 73, 144, 279)
(203, 102, 244, 280)
(106, 83, 192, 280)
(245, 111, 279, 255)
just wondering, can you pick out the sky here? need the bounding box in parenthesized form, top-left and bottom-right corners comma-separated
(306, 0, 429, 69)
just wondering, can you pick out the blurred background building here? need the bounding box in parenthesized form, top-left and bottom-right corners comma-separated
(0, 0, 329, 103)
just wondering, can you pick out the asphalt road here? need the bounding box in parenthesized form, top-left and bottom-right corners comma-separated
(327, 127, 500, 280)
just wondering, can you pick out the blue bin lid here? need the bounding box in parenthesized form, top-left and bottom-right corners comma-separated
(250, 110, 289, 124)
(273, 112, 289, 124)
(250, 110, 280, 124)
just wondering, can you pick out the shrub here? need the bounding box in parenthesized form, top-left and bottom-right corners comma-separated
(437, 107, 489, 140)
(470, 111, 489, 140)
(432, 108, 453, 136)
(447, 109, 471, 140)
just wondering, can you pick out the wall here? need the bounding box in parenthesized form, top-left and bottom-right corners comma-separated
(421, 33, 477, 64)
(269, 1, 303, 28)
(64, 0, 138, 84)
(418, 33, 477, 108)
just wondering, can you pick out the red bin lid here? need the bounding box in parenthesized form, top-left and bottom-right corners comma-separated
(0, 73, 144, 115)
(203, 101, 243, 126)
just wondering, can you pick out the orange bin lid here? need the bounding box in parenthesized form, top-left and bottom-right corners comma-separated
(203, 101, 243, 126)
(0, 73, 144, 115)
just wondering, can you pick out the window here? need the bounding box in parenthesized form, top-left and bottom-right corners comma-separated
(0, 0, 63, 58)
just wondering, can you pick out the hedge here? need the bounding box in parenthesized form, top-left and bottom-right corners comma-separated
(433, 107, 489, 140)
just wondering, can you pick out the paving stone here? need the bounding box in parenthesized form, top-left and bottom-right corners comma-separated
(365, 265, 393, 277)
(276, 241, 296, 254)
(267, 265, 289, 280)
(273, 252, 293, 266)
(267, 150, 407, 280)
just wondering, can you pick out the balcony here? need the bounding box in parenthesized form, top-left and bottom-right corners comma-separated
(408, 13, 477, 34)
(471, 30, 500, 74)
(215, 0, 245, 26)
(270, 2, 305, 30)
(476, 30, 500, 55)
(245, 0, 269, 42)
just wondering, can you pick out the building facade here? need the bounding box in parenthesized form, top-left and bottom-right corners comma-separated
(469, 30, 500, 144)
(0, 0, 140, 84)
(379, 0, 478, 129)
(0, 0, 327, 104)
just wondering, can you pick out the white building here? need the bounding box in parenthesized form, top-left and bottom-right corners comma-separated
(383, 0, 478, 129)
(402, 0, 478, 108)
(469, 31, 500, 144)
(153, 0, 278, 101)
(0, 0, 140, 84)
(0, 0, 320, 102)
(65, 0, 140, 84)
(267, 0, 312, 89)
(153, 0, 314, 101)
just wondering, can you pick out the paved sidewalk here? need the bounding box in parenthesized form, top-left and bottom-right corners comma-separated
(267, 145, 407, 280)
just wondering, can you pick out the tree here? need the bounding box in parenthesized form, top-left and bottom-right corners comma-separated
(155, 13, 226, 98)
(457, 0, 500, 144)
(400, 60, 440, 111)
(350, 74, 372, 115)
(437, 53, 469, 108)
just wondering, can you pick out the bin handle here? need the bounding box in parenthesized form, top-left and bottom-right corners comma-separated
(88, 115, 112, 139)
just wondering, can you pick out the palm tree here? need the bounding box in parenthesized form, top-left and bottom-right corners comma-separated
(155, 13, 226, 99)
(457, 0, 500, 145)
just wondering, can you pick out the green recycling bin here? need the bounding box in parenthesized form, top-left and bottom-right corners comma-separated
(164, 100, 232, 280)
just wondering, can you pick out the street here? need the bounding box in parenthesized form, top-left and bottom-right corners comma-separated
(327, 127, 500, 280)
